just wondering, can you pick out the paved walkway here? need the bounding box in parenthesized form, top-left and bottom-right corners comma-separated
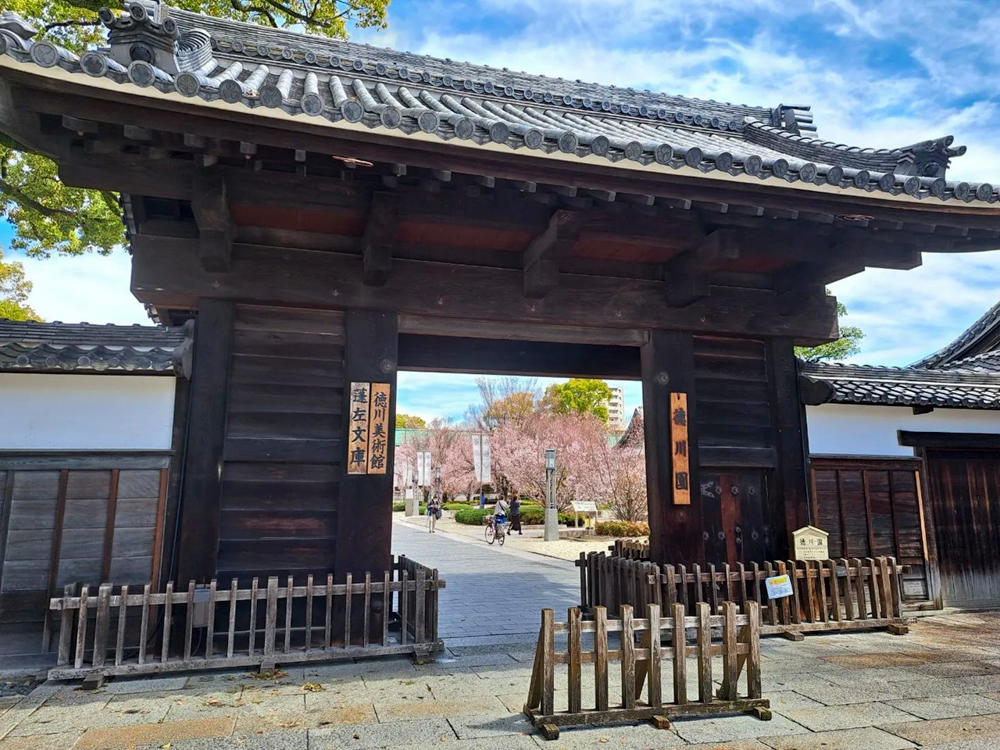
(2, 612, 1000, 749)
(392, 519, 580, 641)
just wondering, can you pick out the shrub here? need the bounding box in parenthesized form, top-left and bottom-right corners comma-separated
(596, 521, 650, 537)
(454, 507, 491, 525)
(392, 502, 405, 512)
(443, 502, 469, 511)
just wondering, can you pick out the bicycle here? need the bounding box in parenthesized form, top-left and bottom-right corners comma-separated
(484, 514, 506, 546)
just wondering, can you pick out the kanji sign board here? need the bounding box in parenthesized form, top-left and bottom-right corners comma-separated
(347, 382, 392, 475)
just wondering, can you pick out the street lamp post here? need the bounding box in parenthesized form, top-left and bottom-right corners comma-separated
(544, 448, 558, 542)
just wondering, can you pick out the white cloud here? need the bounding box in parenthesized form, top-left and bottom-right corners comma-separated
(16, 249, 149, 325)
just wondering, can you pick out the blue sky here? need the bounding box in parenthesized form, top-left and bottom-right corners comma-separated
(6, 0, 1000, 422)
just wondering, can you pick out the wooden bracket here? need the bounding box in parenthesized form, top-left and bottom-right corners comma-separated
(662, 229, 740, 307)
(81, 670, 106, 691)
(363, 192, 402, 286)
(191, 174, 232, 273)
(523, 210, 581, 299)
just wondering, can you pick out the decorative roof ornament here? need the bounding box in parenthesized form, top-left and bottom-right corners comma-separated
(99, 0, 211, 77)
(0, 10, 35, 52)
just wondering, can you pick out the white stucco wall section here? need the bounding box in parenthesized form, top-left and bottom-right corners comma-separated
(807, 403, 1000, 457)
(0, 373, 176, 450)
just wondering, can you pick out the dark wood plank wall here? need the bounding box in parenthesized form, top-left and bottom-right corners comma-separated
(0, 459, 168, 649)
(215, 305, 345, 585)
(693, 337, 774, 469)
(925, 449, 1000, 608)
(810, 458, 931, 603)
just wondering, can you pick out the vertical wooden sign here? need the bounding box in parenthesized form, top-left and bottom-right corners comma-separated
(670, 392, 690, 505)
(347, 382, 371, 475)
(367, 383, 391, 474)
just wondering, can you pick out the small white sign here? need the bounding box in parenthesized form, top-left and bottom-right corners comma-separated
(793, 525, 830, 562)
(571, 501, 598, 513)
(765, 574, 794, 600)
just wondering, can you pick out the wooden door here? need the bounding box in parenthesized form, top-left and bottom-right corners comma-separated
(925, 449, 1000, 608)
(701, 471, 769, 567)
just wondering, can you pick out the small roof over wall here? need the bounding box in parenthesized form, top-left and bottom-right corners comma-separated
(0, 319, 188, 373)
(800, 303, 1000, 410)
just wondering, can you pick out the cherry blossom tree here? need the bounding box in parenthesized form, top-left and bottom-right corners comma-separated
(440, 437, 479, 498)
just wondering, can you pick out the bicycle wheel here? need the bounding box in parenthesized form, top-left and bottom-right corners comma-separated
(485, 524, 496, 545)
(497, 527, 505, 546)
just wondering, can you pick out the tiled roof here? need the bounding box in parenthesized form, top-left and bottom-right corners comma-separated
(912, 300, 1000, 369)
(0, 319, 187, 373)
(0, 2, 993, 204)
(799, 361, 1000, 410)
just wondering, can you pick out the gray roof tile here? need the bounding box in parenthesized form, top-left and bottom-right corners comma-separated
(0, 2, 992, 204)
(0, 319, 187, 373)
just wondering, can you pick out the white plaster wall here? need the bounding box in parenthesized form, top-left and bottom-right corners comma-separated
(806, 403, 1000, 457)
(0, 373, 176, 450)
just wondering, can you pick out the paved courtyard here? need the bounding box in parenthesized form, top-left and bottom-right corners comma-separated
(0, 521, 999, 749)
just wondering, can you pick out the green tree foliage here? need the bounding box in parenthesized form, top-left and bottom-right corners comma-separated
(543, 379, 613, 423)
(0, 248, 41, 320)
(395, 413, 426, 429)
(795, 298, 865, 362)
(0, 0, 389, 256)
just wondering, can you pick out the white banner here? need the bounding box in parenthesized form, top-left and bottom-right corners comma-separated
(472, 434, 492, 485)
(417, 451, 432, 487)
(402, 459, 412, 488)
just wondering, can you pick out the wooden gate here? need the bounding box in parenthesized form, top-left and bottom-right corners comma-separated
(925, 449, 1000, 607)
(524, 602, 768, 739)
(47, 556, 443, 680)
(578, 553, 907, 638)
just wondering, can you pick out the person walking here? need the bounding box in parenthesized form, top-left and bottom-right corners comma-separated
(426, 494, 441, 533)
(508, 496, 522, 535)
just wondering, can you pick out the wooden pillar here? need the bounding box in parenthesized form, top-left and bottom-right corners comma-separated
(766, 338, 809, 559)
(335, 309, 398, 580)
(641, 330, 702, 565)
(175, 299, 234, 587)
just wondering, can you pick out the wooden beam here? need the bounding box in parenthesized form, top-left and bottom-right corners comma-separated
(774, 262, 864, 296)
(898, 431, 1000, 449)
(336, 310, 398, 583)
(662, 229, 741, 307)
(362, 192, 401, 286)
(191, 174, 233, 272)
(767, 338, 810, 557)
(642, 330, 702, 565)
(798, 374, 835, 406)
(523, 210, 582, 299)
(399, 334, 641, 378)
(176, 299, 234, 587)
(398, 314, 648, 347)
(131, 237, 841, 343)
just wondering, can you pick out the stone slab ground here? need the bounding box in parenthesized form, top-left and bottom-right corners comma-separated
(0, 521, 997, 749)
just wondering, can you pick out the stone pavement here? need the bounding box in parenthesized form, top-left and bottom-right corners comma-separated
(394, 511, 614, 564)
(392, 518, 580, 640)
(1, 611, 1000, 749)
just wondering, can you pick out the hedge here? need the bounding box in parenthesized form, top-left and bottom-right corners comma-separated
(454, 507, 491, 525)
(392, 502, 427, 514)
(595, 521, 650, 537)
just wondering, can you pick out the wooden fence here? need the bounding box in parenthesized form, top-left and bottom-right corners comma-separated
(608, 540, 650, 560)
(578, 554, 907, 638)
(47, 556, 444, 680)
(525, 601, 769, 739)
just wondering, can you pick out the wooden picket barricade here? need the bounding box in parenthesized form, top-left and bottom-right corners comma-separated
(578, 553, 908, 638)
(524, 601, 769, 740)
(609, 540, 650, 560)
(47, 556, 444, 680)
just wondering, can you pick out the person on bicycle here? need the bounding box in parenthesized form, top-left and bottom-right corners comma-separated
(494, 497, 509, 535)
